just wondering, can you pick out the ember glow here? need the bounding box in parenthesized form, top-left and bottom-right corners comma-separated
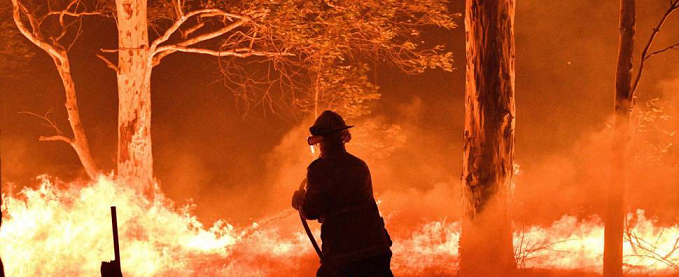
(2, 175, 679, 277)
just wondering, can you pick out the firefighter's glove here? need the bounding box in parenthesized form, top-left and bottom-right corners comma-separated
(291, 189, 305, 210)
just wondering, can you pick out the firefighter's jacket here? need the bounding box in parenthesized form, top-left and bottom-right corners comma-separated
(300, 148, 392, 265)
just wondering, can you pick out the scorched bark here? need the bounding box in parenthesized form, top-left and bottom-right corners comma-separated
(459, 0, 517, 276)
(605, 0, 635, 276)
(115, 0, 154, 194)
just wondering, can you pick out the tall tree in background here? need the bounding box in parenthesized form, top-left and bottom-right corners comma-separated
(605, 1, 635, 276)
(459, 0, 516, 276)
(605, 1, 679, 276)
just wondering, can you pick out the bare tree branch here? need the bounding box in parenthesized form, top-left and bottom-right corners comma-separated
(645, 41, 679, 60)
(171, 20, 246, 49)
(19, 110, 74, 145)
(11, 0, 65, 61)
(151, 20, 248, 64)
(156, 45, 292, 58)
(149, 15, 259, 67)
(46, 9, 103, 19)
(19, 110, 62, 134)
(39, 135, 74, 145)
(182, 22, 205, 39)
(630, 1, 679, 98)
(96, 53, 119, 73)
(149, 8, 248, 53)
(46, 10, 103, 18)
(625, 228, 679, 271)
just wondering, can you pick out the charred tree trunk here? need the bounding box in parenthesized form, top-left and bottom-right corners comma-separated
(604, 0, 635, 276)
(115, 0, 154, 194)
(459, 0, 517, 276)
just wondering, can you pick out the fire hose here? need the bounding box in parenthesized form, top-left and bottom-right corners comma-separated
(297, 178, 323, 259)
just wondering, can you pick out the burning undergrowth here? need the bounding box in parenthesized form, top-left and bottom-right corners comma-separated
(0, 175, 457, 277)
(2, 175, 679, 277)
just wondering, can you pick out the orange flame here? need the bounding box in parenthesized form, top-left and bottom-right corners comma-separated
(1, 176, 679, 276)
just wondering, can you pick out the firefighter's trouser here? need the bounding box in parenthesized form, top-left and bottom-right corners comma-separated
(317, 253, 393, 277)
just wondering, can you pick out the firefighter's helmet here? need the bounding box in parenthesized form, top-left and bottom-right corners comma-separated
(307, 110, 353, 145)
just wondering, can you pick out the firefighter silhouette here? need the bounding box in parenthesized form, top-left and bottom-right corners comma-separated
(292, 110, 393, 277)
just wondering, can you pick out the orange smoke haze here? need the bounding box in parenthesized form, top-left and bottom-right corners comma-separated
(2, 0, 679, 276)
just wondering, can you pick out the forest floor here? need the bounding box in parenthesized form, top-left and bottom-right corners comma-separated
(435, 269, 679, 277)
(514, 269, 679, 277)
(420, 269, 679, 277)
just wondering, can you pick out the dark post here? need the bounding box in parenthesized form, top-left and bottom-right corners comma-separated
(111, 207, 121, 262)
(101, 206, 123, 277)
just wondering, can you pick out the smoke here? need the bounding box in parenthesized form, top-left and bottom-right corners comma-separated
(0, 0, 676, 227)
(513, 72, 679, 226)
(264, 98, 454, 207)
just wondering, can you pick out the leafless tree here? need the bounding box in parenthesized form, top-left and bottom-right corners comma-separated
(10, 0, 103, 179)
(605, 1, 679, 277)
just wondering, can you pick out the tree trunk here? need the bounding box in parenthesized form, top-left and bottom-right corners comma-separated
(10, 0, 99, 180)
(459, 0, 516, 276)
(115, 0, 154, 194)
(604, 0, 635, 276)
(53, 54, 100, 180)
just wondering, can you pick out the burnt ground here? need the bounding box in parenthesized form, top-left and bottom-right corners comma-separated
(430, 269, 679, 277)
(516, 269, 679, 277)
